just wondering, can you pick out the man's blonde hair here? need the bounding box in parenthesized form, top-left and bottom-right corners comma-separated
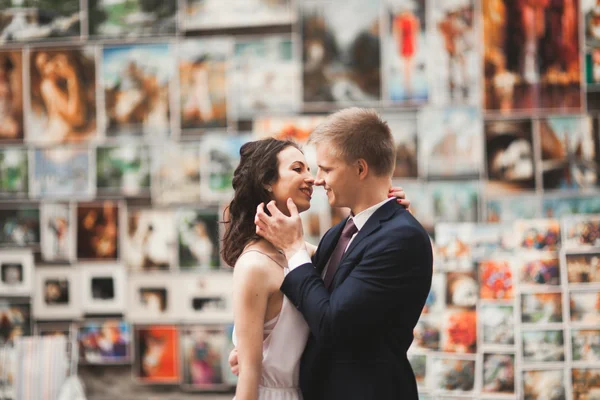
(309, 108, 396, 176)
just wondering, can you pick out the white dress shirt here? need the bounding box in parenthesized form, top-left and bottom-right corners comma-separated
(288, 197, 395, 272)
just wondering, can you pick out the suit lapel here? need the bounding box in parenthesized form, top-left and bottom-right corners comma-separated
(315, 218, 348, 274)
(331, 201, 403, 288)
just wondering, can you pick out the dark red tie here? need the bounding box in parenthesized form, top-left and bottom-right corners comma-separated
(324, 218, 358, 290)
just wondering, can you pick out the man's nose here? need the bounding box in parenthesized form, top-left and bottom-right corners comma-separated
(314, 178, 325, 186)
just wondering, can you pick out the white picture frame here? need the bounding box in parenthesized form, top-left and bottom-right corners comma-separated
(127, 273, 176, 323)
(33, 266, 81, 320)
(0, 249, 33, 296)
(174, 272, 233, 323)
(80, 263, 126, 315)
(40, 202, 76, 262)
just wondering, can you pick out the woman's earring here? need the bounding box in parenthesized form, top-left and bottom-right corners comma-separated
(267, 187, 272, 192)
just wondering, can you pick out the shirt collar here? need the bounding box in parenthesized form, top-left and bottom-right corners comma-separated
(349, 197, 395, 231)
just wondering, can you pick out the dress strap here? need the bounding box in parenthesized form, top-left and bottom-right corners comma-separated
(239, 249, 287, 269)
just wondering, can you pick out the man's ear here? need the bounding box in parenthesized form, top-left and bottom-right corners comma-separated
(356, 159, 368, 180)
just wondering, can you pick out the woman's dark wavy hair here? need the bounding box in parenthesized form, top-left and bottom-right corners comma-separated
(221, 138, 301, 267)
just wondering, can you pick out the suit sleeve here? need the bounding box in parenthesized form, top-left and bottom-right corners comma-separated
(281, 228, 432, 349)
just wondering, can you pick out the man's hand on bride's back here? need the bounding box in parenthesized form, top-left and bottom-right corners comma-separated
(229, 347, 239, 376)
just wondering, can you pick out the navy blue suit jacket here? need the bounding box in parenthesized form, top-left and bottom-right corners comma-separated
(281, 201, 433, 400)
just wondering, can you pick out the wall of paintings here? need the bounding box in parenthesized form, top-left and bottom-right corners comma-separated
(0, 0, 599, 398)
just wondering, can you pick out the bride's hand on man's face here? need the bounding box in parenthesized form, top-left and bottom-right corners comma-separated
(389, 186, 410, 209)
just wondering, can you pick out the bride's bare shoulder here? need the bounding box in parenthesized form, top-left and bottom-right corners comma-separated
(233, 243, 285, 278)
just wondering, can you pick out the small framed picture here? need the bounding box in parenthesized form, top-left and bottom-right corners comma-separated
(0, 147, 28, 197)
(134, 325, 180, 384)
(0, 249, 33, 296)
(514, 219, 561, 252)
(174, 272, 233, 323)
(427, 354, 476, 394)
(561, 215, 600, 250)
(484, 119, 536, 194)
(0, 300, 31, 346)
(569, 290, 600, 324)
(478, 258, 514, 300)
(0, 206, 40, 247)
(152, 143, 202, 204)
(40, 203, 76, 262)
(434, 223, 474, 272)
(26, 47, 97, 145)
(571, 329, 600, 363)
(199, 134, 247, 204)
(177, 209, 221, 270)
(127, 273, 175, 323)
(520, 292, 563, 324)
(441, 309, 477, 354)
(80, 264, 126, 315)
(96, 145, 151, 197)
(179, 39, 233, 133)
(481, 352, 515, 395)
(230, 35, 299, 119)
(521, 330, 565, 363)
(33, 267, 81, 320)
(102, 43, 173, 138)
(29, 147, 94, 198)
(572, 368, 600, 399)
(565, 251, 600, 286)
(77, 201, 122, 261)
(123, 208, 177, 272)
(516, 251, 561, 289)
(78, 319, 132, 365)
(418, 107, 483, 179)
(471, 222, 516, 260)
(521, 368, 566, 399)
(180, 324, 236, 390)
(539, 116, 598, 190)
(478, 302, 515, 350)
(411, 316, 441, 352)
(446, 272, 478, 309)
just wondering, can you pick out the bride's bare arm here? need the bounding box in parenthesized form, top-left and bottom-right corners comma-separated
(232, 255, 271, 400)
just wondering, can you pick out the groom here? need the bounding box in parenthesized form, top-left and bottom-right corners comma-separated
(253, 108, 433, 400)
